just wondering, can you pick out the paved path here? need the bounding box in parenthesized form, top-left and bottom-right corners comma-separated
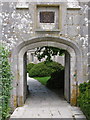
(11, 77, 86, 119)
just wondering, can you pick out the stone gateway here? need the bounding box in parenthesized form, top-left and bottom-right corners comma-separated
(1, 0, 89, 110)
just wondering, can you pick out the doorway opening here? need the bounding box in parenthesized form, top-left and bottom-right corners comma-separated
(23, 46, 71, 104)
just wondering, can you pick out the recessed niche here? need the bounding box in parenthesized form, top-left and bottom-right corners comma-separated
(36, 5, 59, 30)
(40, 11, 55, 23)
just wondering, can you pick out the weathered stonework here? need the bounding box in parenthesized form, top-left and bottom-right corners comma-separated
(0, 0, 89, 109)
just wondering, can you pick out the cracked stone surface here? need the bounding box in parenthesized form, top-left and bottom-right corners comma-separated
(10, 77, 86, 119)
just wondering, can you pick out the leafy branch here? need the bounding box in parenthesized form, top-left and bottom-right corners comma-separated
(35, 46, 65, 62)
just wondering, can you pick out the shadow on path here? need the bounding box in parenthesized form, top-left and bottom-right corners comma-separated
(10, 77, 86, 119)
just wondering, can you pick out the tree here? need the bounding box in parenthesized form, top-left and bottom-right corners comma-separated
(35, 46, 65, 62)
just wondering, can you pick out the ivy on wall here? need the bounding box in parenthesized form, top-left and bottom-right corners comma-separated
(0, 44, 13, 120)
(78, 81, 90, 120)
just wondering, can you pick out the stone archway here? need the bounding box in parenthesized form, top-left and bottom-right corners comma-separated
(11, 36, 83, 109)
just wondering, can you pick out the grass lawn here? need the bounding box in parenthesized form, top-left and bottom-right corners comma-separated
(33, 76, 51, 85)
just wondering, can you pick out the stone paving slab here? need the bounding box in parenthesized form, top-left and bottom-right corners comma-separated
(11, 77, 87, 119)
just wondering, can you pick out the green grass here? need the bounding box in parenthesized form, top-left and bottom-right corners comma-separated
(33, 76, 51, 85)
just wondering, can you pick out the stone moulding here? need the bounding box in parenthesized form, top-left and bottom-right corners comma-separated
(35, 29, 60, 32)
(67, 7, 81, 10)
(16, 2, 29, 9)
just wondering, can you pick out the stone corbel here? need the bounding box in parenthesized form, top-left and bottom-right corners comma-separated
(67, 1, 81, 10)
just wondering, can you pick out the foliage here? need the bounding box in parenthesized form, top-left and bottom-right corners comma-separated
(27, 63, 35, 73)
(29, 62, 50, 77)
(28, 61, 64, 77)
(0, 44, 13, 120)
(46, 69, 64, 89)
(33, 76, 51, 85)
(78, 81, 90, 120)
(45, 61, 64, 71)
(79, 81, 90, 93)
(35, 46, 65, 62)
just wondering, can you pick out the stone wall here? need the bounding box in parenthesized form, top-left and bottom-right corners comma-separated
(0, 0, 89, 108)
(0, 1, 88, 81)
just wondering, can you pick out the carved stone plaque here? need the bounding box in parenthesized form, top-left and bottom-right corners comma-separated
(40, 11, 55, 23)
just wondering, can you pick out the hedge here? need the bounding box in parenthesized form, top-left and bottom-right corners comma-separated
(28, 61, 64, 77)
(46, 69, 64, 89)
(78, 81, 90, 120)
(27, 63, 35, 73)
(0, 44, 12, 120)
